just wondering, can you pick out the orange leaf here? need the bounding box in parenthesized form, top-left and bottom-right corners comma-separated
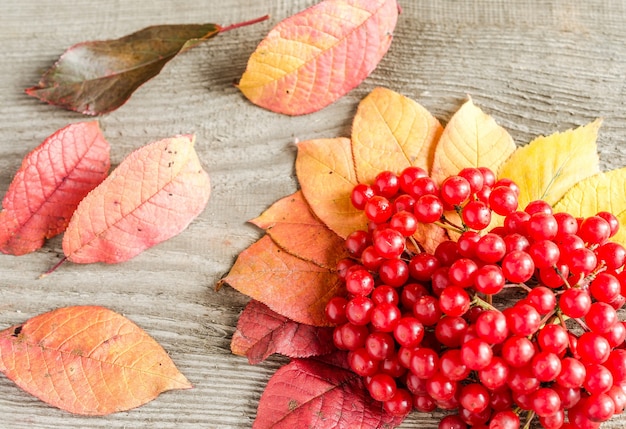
(219, 235, 344, 327)
(250, 191, 348, 268)
(0, 306, 191, 415)
(296, 137, 366, 239)
(431, 99, 516, 183)
(62, 135, 210, 263)
(0, 122, 110, 255)
(237, 0, 399, 115)
(414, 223, 449, 254)
(351, 87, 443, 184)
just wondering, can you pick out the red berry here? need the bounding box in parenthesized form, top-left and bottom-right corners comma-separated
(526, 212, 558, 241)
(393, 316, 424, 348)
(475, 233, 506, 263)
(368, 373, 397, 401)
(578, 215, 611, 244)
(372, 170, 400, 198)
(462, 200, 492, 230)
(501, 250, 534, 283)
(559, 288, 592, 318)
(345, 268, 375, 296)
(414, 194, 444, 223)
(478, 167, 496, 187)
(473, 264, 506, 295)
(399, 166, 428, 194)
(389, 210, 418, 236)
(325, 296, 348, 324)
(489, 185, 519, 216)
(524, 200, 553, 215)
(441, 175, 472, 206)
(351, 183, 375, 210)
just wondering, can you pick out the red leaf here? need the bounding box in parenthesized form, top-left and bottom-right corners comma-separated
(0, 122, 110, 255)
(62, 134, 210, 264)
(0, 306, 192, 415)
(238, 0, 399, 115)
(231, 300, 335, 364)
(253, 352, 406, 429)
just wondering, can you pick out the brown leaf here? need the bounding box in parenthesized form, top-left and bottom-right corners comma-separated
(0, 122, 109, 255)
(219, 235, 345, 327)
(250, 191, 349, 268)
(26, 24, 220, 115)
(0, 306, 191, 415)
(231, 300, 335, 364)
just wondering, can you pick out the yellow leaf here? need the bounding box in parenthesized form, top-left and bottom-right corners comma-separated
(351, 87, 443, 184)
(431, 99, 515, 183)
(296, 138, 366, 238)
(553, 167, 626, 246)
(498, 120, 601, 209)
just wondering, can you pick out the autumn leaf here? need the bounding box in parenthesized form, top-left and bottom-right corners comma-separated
(231, 300, 335, 364)
(296, 137, 366, 239)
(430, 98, 516, 184)
(218, 235, 344, 327)
(253, 353, 406, 429)
(0, 306, 191, 415)
(250, 191, 349, 268)
(237, 0, 399, 115)
(0, 122, 109, 255)
(26, 24, 220, 115)
(26, 16, 268, 115)
(351, 87, 443, 184)
(498, 119, 601, 209)
(554, 167, 626, 246)
(62, 134, 210, 264)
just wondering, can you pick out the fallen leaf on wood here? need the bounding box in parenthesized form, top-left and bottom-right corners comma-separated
(498, 119, 601, 209)
(26, 16, 268, 115)
(231, 300, 335, 364)
(351, 87, 443, 184)
(238, 0, 399, 115)
(62, 134, 210, 264)
(554, 167, 626, 246)
(0, 306, 191, 415)
(253, 352, 407, 429)
(430, 98, 516, 184)
(250, 191, 349, 268)
(0, 122, 109, 255)
(296, 137, 365, 239)
(218, 235, 344, 327)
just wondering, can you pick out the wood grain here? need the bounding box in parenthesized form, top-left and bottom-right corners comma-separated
(1, 0, 625, 427)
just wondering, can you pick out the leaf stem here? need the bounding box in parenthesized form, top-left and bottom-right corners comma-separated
(39, 256, 68, 279)
(220, 14, 270, 33)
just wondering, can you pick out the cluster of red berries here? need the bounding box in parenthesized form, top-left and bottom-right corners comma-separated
(325, 166, 626, 429)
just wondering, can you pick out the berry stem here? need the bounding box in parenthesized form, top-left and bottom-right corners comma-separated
(433, 219, 465, 234)
(471, 295, 498, 312)
(521, 411, 535, 429)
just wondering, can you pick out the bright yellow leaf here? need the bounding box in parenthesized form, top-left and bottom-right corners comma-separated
(296, 138, 366, 238)
(554, 167, 626, 246)
(498, 120, 601, 209)
(431, 99, 515, 183)
(351, 87, 443, 184)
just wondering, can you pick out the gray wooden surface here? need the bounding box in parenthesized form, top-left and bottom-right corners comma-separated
(1, 1, 625, 428)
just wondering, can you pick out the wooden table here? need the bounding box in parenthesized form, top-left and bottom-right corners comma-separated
(1, 1, 625, 428)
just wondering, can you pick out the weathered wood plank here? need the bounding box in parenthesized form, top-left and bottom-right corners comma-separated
(1, 0, 625, 427)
